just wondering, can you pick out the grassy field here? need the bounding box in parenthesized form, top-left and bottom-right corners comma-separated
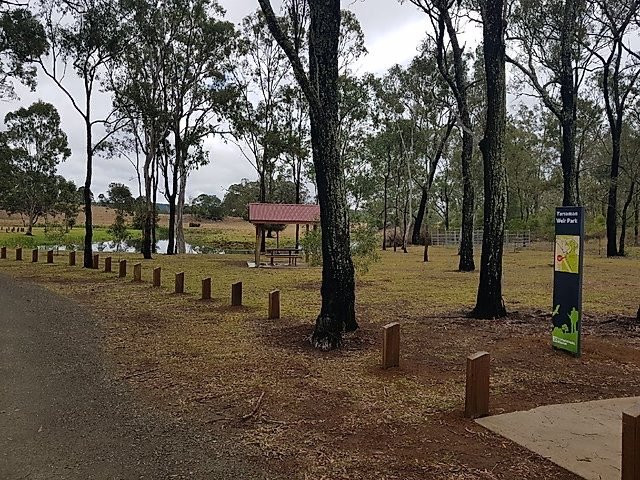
(0, 231, 638, 478)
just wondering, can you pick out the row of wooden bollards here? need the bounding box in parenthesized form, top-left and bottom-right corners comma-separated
(1, 248, 283, 320)
(381, 322, 640, 479)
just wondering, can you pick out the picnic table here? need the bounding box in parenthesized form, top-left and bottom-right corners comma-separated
(265, 247, 303, 266)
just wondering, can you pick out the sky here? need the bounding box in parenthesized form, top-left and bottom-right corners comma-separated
(4, 0, 434, 201)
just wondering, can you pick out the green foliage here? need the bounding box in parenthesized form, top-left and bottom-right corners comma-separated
(0, 8, 48, 97)
(0, 102, 71, 232)
(108, 212, 131, 245)
(99, 183, 135, 216)
(301, 225, 381, 274)
(190, 194, 224, 221)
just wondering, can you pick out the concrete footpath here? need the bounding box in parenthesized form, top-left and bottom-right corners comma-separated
(477, 396, 640, 480)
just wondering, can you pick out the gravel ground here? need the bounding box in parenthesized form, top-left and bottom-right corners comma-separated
(0, 273, 270, 480)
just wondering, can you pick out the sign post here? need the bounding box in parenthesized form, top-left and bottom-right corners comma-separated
(552, 206, 585, 356)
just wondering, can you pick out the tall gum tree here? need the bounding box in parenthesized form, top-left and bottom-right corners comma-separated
(473, 0, 508, 319)
(258, 0, 357, 350)
(406, 0, 476, 271)
(37, 0, 127, 268)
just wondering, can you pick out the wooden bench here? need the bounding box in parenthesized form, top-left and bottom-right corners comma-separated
(265, 253, 301, 266)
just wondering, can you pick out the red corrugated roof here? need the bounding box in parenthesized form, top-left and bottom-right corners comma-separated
(248, 203, 320, 224)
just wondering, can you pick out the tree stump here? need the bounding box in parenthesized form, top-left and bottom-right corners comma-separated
(153, 267, 161, 287)
(47, 250, 54, 264)
(31, 249, 38, 263)
(381, 322, 400, 369)
(15, 247, 22, 261)
(201, 277, 212, 300)
(464, 352, 490, 419)
(623, 405, 640, 480)
(104, 257, 112, 273)
(92, 254, 99, 270)
(231, 282, 242, 306)
(175, 272, 185, 294)
(1, 247, 6, 259)
(133, 263, 142, 282)
(119, 259, 127, 278)
(268, 290, 281, 319)
(68, 251, 76, 266)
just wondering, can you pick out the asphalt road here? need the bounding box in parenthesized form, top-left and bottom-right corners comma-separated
(0, 273, 267, 480)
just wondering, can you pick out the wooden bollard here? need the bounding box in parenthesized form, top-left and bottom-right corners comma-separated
(153, 267, 161, 287)
(231, 282, 242, 306)
(133, 263, 142, 282)
(381, 322, 400, 369)
(1, 246, 6, 259)
(68, 250, 76, 266)
(268, 290, 281, 319)
(201, 277, 212, 300)
(92, 254, 99, 270)
(464, 351, 490, 419)
(104, 256, 112, 273)
(175, 272, 185, 294)
(31, 249, 38, 263)
(15, 247, 22, 261)
(622, 405, 640, 480)
(119, 259, 127, 278)
(47, 250, 54, 264)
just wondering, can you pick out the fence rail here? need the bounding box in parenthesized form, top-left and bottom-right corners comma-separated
(429, 229, 531, 247)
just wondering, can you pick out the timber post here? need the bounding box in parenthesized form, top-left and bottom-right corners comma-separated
(268, 290, 280, 319)
(381, 322, 400, 369)
(15, 247, 22, 261)
(622, 405, 640, 480)
(201, 277, 212, 300)
(92, 254, 99, 270)
(231, 281, 242, 306)
(1, 246, 6, 259)
(47, 250, 54, 264)
(153, 267, 161, 287)
(68, 250, 76, 266)
(104, 257, 112, 273)
(133, 263, 142, 282)
(175, 272, 185, 294)
(464, 352, 490, 419)
(31, 249, 38, 263)
(119, 259, 127, 278)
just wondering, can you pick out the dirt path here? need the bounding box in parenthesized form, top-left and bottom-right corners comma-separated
(0, 273, 267, 480)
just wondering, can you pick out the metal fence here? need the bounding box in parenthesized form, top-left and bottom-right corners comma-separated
(429, 229, 531, 247)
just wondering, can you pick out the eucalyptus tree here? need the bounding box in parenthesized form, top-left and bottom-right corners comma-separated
(0, 102, 71, 234)
(162, 0, 238, 254)
(506, 0, 591, 208)
(583, 0, 640, 256)
(0, 3, 47, 98)
(258, 0, 357, 350)
(37, 0, 128, 267)
(109, 0, 171, 259)
(405, 0, 477, 271)
(473, 0, 508, 319)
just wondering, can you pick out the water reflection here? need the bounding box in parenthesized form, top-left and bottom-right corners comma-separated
(42, 239, 252, 255)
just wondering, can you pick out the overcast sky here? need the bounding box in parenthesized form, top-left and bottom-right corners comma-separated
(5, 0, 435, 201)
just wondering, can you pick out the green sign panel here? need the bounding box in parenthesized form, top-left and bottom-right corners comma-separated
(552, 206, 585, 356)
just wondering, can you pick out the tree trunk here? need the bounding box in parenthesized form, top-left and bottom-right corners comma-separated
(382, 151, 391, 251)
(618, 181, 635, 256)
(259, 0, 356, 350)
(176, 164, 187, 254)
(412, 187, 427, 245)
(142, 148, 154, 260)
(473, 0, 508, 319)
(634, 191, 639, 246)
(307, 0, 356, 350)
(83, 116, 94, 268)
(167, 194, 176, 254)
(606, 128, 621, 257)
(559, 0, 578, 207)
(436, 7, 475, 271)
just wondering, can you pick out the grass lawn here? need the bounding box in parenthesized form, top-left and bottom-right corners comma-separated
(0, 241, 638, 479)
